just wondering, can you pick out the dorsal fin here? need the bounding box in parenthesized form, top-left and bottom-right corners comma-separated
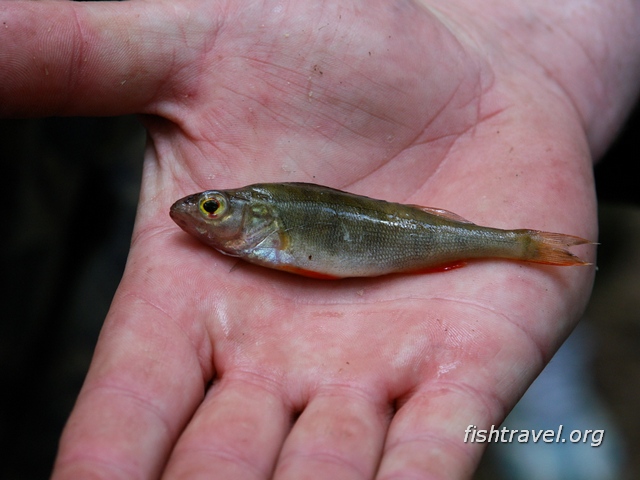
(409, 205, 475, 224)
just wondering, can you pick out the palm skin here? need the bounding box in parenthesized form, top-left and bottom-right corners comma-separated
(6, 0, 633, 478)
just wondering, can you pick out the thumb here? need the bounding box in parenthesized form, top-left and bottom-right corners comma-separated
(0, 0, 219, 118)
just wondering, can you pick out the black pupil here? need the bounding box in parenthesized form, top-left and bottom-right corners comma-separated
(202, 199, 220, 214)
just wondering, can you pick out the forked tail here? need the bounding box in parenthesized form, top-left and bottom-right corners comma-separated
(524, 231, 594, 266)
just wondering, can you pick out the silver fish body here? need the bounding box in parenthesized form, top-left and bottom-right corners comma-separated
(170, 182, 590, 278)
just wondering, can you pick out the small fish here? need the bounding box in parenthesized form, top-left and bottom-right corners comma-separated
(169, 182, 592, 279)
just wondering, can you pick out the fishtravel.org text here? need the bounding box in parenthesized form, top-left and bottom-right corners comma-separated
(464, 424, 604, 447)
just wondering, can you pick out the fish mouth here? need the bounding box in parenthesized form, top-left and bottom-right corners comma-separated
(170, 212, 189, 229)
(170, 194, 200, 228)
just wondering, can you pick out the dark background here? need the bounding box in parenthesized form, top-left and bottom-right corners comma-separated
(1, 102, 638, 478)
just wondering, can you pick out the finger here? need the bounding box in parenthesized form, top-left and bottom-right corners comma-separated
(163, 372, 291, 479)
(376, 382, 497, 480)
(374, 301, 547, 480)
(0, 0, 216, 117)
(274, 386, 389, 480)
(52, 294, 207, 479)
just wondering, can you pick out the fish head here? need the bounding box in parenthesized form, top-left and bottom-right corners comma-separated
(170, 189, 277, 256)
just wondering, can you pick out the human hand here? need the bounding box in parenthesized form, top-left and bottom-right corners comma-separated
(3, 0, 638, 478)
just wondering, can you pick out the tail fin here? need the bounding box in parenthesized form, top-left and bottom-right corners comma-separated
(525, 231, 594, 266)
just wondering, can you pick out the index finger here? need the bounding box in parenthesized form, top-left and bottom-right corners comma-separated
(52, 279, 208, 479)
(0, 0, 216, 117)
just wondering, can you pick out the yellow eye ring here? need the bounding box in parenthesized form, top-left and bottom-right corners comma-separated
(199, 193, 226, 218)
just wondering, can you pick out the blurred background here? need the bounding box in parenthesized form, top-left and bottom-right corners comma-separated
(0, 102, 638, 478)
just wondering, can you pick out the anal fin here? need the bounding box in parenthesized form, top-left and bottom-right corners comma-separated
(278, 265, 342, 280)
(409, 261, 468, 274)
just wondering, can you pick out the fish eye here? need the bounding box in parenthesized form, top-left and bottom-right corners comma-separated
(202, 199, 219, 213)
(199, 194, 226, 218)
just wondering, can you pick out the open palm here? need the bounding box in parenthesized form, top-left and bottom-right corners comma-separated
(3, 0, 608, 478)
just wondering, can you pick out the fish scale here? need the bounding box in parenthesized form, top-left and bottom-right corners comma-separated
(170, 182, 592, 279)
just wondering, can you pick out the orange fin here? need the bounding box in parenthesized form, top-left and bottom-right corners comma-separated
(527, 231, 594, 266)
(278, 265, 342, 280)
(410, 205, 474, 224)
(410, 261, 468, 274)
